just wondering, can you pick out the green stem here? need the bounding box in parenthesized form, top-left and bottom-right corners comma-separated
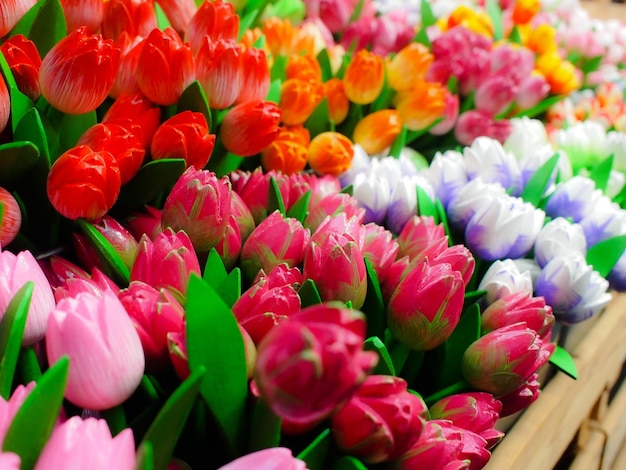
(389, 126, 408, 158)
(423, 380, 469, 406)
(389, 342, 411, 374)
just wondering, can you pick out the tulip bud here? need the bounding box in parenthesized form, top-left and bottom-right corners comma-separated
(254, 303, 378, 426)
(0, 76, 8, 135)
(353, 110, 403, 155)
(167, 329, 189, 380)
(279, 78, 324, 126)
(217, 448, 305, 470)
(60, 0, 103, 34)
(102, 0, 158, 41)
(324, 78, 350, 125)
(220, 100, 282, 157)
(39, 27, 120, 114)
(125, 205, 163, 241)
(331, 375, 427, 463)
(396, 216, 447, 262)
(241, 211, 310, 281)
(155, 0, 196, 35)
(34, 417, 136, 470)
(386, 42, 433, 92)
(232, 264, 303, 344)
(230, 191, 256, 242)
(0, 34, 42, 102)
(387, 260, 465, 351)
(196, 38, 242, 110)
(462, 323, 554, 397)
(498, 373, 541, 417)
(236, 47, 270, 104)
(214, 215, 243, 271)
(151, 111, 216, 170)
(362, 223, 399, 284)
(343, 50, 385, 104)
(478, 258, 534, 306)
(454, 110, 513, 146)
(47, 145, 121, 221)
(0, 453, 20, 469)
(185, 0, 240, 54)
(102, 93, 161, 150)
(130, 229, 201, 305)
(474, 75, 516, 117)
(393, 81, 447, 132)
(230, 168, 290, 224)
(305, 192, 365, 232)
(260, 131, 309, 175)
(307, 131, 354, 176)
(0, 188, 22, 247)
(46, 291, 145, 409)
(136, 28, 195, 106)
(0, 0, 37, 36)
(161, 167, 231, 252)
(53, 266, 119, 302)
(108, 33, 144, 99)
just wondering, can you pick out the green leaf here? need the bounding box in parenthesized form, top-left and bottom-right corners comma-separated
(485, 0, 503, 41)
(521, 153, 560, 207)
(218, 268, 241, 308)
(586, 235, 626, 278)
(332, 456, 368, 470)
(0, 282, 33, 399)
(238, 9, 260, 39)
(581, 55, 604, 75)
(57, 111, 98, 155)
(76, 218, 131, 287)
(113, 158, 186, 216)
(103, 405, 127, 437)
(9, 1, 46, 38)
(317, 49, 333, 81)
(388, 126, 408, 159)
(417, 185, 437, 219)
(298, 279, 323, 307)
(154, 2, 172, 29)
(10, 86, 35, 134)
(0, 141, 40, 186)
(135, 442, 155, 470)
(435, 199, 452, 243)
(2, 357, 69, 470)
(364, 336, 395, 376)
(0, 53, 18, 92)
(509, 26, 523, 44)
(589, 154, 613, 193)
(249, 400, 282, 452)
(141, 366, 206, 470)
(297, 429, 331, 470)
(348, 0, 366, 23)
(266, 78, 282, 103)
(186, 275, 247, 455)
(26, 0, 67, 58)
(305, 98, 331, 138)
(178, 81, 212, 130)
(203, 248, 229, 288)
(267, 176, 286, 216)
(340, 184, 353, 196)
(549, 345, 577, 379)
(270, 55, 287, 82)
(362, 258, 385, 339)
(414, 28, 431, 48)
(389, 342, 411, 374)
(421, 0, 437, 27)
(464, 289, 487, 305)
(286, 190, 311, 224)
(513, 94, 565, 118)
(14, 108, 50, 164)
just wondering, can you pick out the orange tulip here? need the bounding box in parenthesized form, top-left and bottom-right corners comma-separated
(292, 21, 327, 56)
(282, 125, 311, 147)
(386, 43, 433, 92)
(102, 0, 158, 41)
(261, 133, 308, 175)
(512, 0, 541, 25)
(196, 38, 242, 109)
(279, 79, 324, 126)
(525, 24, 558, 56)
(262, 17, 295, 57)
(353, 110, 403, 155)
(343, 50, 385, 105)
(393, 81, 447, 131)
(324, 78, 350, 125)
(240, 28, 264, 51)
(286, 53, 322, 83)
(220, 100, 282, 157)
(307, 132, 354, 176)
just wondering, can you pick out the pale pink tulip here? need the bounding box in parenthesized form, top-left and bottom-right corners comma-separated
(0, 383, 35, 444)
(218, 448, 307, 470)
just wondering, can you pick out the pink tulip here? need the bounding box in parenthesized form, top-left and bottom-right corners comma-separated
(232, 264, 303, 344)
(161, 167, 231, 253)
(214, 215, 243, 271)
(230, 191, 256, 242)
(387, 260, 465, 351)
(254, 303, 377, 427)
(462, 323, 554, 397)
(429, 393, 504, 449)
(0, 383, 35, 444)
(454, 110, 512, 146)
(45, 255, 91, 289)
(515, 74, 550, 110)
(0, 249, 56, 345)
(240, 211, 310, 281)
(474, 75, 516, 116)
(167, 329, 189, 380)
(381, 255, 411, 302)
(429, 92, 460, 136)
(34, 417, 136, 470)
(230, 169, 291, 224)
(396, 215, 447, 262)
(118, 281, 185, 373)
(217, 448, 306, 470)
(0, 452, 20, 469)
(46, 291, 145, 410)
(361, 223, 399, 284)
(309, 174, 342, 206)
(0, 0, 37, 37)
(304, 192, 365, 232)
(311, 212, 365, 248)
(125, 205, 163, 241)
(498, 373, 541, 417)
(130, 229, 201, 305)
(54, 267, 119, 302)
(370, 11, 414, 56)
(331, 375, 427, 463)
(185, 0, 239, 54)
(431, 245, 476, 288)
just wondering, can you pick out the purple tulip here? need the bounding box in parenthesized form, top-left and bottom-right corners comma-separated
(578, 195, 626, 247)
(447, 179, 507, 231)
(544, 175, 602, 223)
(463, 137, 522, 195)
(421, 150, 468, 209)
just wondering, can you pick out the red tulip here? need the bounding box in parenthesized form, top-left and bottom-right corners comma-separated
(102, 92, 161, 149)
(0, 188, 22, 247)
(196, 38, 242, 109)
(109, 33, 144, 99)
(151, 110, 216, 169)
(154, 0, 196, 35)
(220, 100, 282, 157)
(46, 145, 121, 220)
(77, 122, 145, 184)
(0, 0, 37, 37)
(236, 47, 270, 104)
(0, 76, 9, 135)
(136, 28, 195, 106)
(0, 34, 42, 101)
(185, 0, 239, 54)
(102, 0, 158, 41)
(60, 0, 103, 34)
(39, 27, 120, 114)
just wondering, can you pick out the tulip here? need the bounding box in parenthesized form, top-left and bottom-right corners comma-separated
(0, 0, 37, 37)
(136, 28, 195, 106)
(167, 330, 189, 380)
(534, 217, 587, 268)
(230, 168, 290, 224)
(431, 245, 475, 288)
(545, 175, 602, 223)
(343, 50, 385, 104)
(477, 259, 534, 306)
(47, 145, 121, 221)
(118, 281, 185, 373)
(307, 131, 354, 176)
(462, 323, 554, 397)
(331, 375, 427, 463)
(322, 78, 350, 125)
(463, 137, 522, 194)
(214, 215, 242, 271)
(151, 111, 216, 169)
(498, 373, 541, 417)
(254, 303, 377, 426)
(0, 453, 19, 469)
(396, 216, 446, 262)
(0, 77, 8, 135)
(217, 448, 306, 470)
(370, 10, 414, 56)
(386, 177, 424, 235)
(77, 122, 145, 185)
(0, 34, 42, 102)
(39, 27, 120, 114)
(0, 188, 21, 247)
(304, 231, 367, 309)
(474, 75, 516, 117)
(353, 110, 403, 156)
(516, 73, 550, 110)
(240, 211, 310, 281)
(196, 38, 242, 110)
(309, 174, 342, 206)
(579, 196, 626, 247)
(535, 254, 611, 324)
(394, 81, 447, 132)
(285, 53, 322, 83)
(311, 212, 365, 248)
(154, 0, 196, 35)
(60, 0, 103, 34)
(352, 173, 391, 225)
(236, 47, 270, 104)
(262, 17, 295, 58)
(386, 42, 433, 92)
(230, 191, 256, 242)
(429, 393, 504, 449)
(102, 0, 158, 41)
(421, 150, 468, 209)
(125, 205, 163, 241)
(53, 267, 119, 302)
(102, 93, 162, 149)
(108, 33, 144, 99)
(46, 291, 144, 409)
(130, 228, 201, 305)
(232, 264, 303, 344)
(387, 259, 464, 351)
(220, 100, 282, 157)
(185, 0, 239, 54)
(34, 417, 136, 470)
(279, 78, 324, 126)
(0, 383, 35, 444)
(261, 133, 309, 175)
(536, 51, 580, 96)
(305, 192, 365, 233)
(455, 110, 512, 146)
(362, 223, 399, 284)
(429, 91, 460, 135)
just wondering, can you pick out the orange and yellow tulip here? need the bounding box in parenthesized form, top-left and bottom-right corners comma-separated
(343, 50, 385, 105)
(307, 132, 354, 176)
(324, 78, 350, 125)
(386, 43, 434, 92)
(393, 81, 447, 131)
(279, 78, 324, 126)
(353, 110, 403, 155)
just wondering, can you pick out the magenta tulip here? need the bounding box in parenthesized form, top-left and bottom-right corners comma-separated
(54, 267, 119, 302)
(125, 205, 163, 241)
(431, 245, 476, 288)
(214, 215, 243, 271)
(362, 223, 400, 284)
(304, 192, 365, 232)
(230, 168, 291, 224)
(46, 291, 145, 410)
(499, 373, 541, 417)
(396, 215, 448, 262)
